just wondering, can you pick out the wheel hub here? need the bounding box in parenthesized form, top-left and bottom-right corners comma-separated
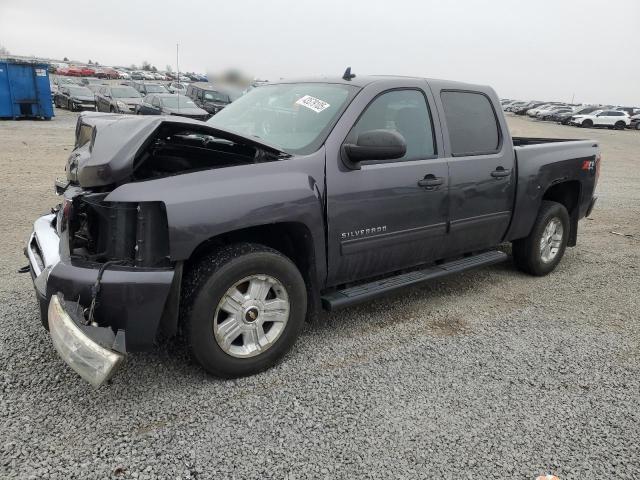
(213, 274, 290, 358)
(540, 217, 563, 263)
(244, 306, 260, 323)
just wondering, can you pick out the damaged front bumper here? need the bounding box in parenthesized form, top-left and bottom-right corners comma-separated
(48, 294, 125, 387)
(25, 212, 176, 387)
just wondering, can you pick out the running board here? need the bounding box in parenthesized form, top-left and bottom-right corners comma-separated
(321, 250, 508, 311)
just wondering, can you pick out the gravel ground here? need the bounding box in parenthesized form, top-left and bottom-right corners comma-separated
(1, 111, 639, 479)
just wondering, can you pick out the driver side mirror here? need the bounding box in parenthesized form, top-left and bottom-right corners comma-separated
(343, 129, 407, 170)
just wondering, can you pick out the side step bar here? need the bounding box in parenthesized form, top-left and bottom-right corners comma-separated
(321, 250, 508, 311)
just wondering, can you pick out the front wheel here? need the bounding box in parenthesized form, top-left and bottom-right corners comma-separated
(512, 201, 570, 276)
(581, 119, 593, 128)
(181, 243, 307, 378)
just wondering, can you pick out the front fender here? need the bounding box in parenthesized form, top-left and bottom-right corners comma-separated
(105, 152, 326, 267)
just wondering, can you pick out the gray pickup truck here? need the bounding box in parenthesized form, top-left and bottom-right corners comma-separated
(25, 72, 600, 386)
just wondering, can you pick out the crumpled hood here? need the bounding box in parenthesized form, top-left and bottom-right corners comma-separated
(68, 112, 286, 188)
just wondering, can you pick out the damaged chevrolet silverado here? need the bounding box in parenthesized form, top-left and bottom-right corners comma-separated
(25, 72, 600, 386)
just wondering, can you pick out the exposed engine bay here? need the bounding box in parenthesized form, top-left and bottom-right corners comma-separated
(131, 123, 285, 182)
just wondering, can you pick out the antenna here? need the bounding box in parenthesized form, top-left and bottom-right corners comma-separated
(342, 67, 356, 81)
(176, 43, 180, 110)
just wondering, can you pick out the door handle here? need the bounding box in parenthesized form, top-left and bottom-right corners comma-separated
(418, 175, 444, 188)
(491, 167, 511, 178)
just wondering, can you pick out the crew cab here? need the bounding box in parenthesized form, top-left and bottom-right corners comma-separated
(25, 73, 600, 386)
(569, 109, 630, 129)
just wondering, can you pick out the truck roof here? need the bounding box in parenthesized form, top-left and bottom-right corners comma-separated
(271, 75, 492, 92)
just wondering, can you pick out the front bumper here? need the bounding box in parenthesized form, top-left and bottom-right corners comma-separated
(25, 212, 175, 386)
(48, 294, 125, 387)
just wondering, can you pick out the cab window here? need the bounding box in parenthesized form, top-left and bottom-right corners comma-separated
(346, 89, 436, 161)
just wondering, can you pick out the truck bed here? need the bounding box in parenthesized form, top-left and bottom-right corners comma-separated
(512, 136, 586, 146)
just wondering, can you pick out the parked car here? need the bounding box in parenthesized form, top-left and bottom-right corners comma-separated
(53, 85, 96, 111)
(629, 114, 640, 130)
(80, 77, 107, 87)
(136, 94, 209, 120)
(116, 70, 131, 80)
(130, 71, 144, 80)
(94, 67, 119, 79)
(536, 106, 571, 120)
(132, 82, 169, 96)
(95, 85, 143, 113)
(186, 82, 232, 115)
(26, 75, 600, 386)
(167, 81, 188, 94)
(613, 107, 637, 116)
(569, 109, 630, 129)
(542, 108, 572, 121)
(557, 106, 600, 125)
(53, 76, 83, 87)
(85, 84, 105, 95)
(513, 101, 546, 115)
(56, 66, 82, 77)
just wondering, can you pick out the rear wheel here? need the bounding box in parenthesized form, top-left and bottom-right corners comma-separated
(636, 123, 640, 130)
(181, 243, 307, 378)
(512, 201, 570, 276)
(615, 121, 626, 130)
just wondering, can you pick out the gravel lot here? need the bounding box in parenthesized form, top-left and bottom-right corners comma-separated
(1, 111, 639, 479)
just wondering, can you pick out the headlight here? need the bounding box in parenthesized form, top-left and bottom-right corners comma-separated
(116, 101, 128, 112)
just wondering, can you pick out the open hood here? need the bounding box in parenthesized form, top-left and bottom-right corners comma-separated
(69, 112, 288, 188)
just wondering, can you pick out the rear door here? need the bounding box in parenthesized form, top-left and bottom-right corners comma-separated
(433, 88, 516, 255)
(325, 81, 449, 285)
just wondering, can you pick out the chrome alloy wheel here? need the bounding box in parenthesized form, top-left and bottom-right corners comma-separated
(213, 275, 290, 358)
(540, 217, 564, 263)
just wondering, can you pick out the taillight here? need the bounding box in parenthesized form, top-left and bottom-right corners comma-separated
(595, 153, 601, 185)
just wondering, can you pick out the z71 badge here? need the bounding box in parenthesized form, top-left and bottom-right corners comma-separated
(341, 226, 387, 240)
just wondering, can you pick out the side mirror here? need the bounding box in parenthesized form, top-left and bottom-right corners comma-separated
(343, 129, 407, 169)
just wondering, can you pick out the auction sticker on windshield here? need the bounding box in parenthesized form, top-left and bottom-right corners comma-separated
(295, 95, 330, 113)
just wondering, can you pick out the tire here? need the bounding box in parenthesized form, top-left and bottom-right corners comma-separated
(512, 201, 570, 276)
(581, 119, 593, 128)
(636, 123, 640, 130)
(181, 243, 307, 378)
(615, 121, 626, 130)
(109, 106, 115, 113)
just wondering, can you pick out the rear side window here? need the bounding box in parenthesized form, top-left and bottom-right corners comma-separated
(441, 91, 500, 156)
(347, 89, 436, 161)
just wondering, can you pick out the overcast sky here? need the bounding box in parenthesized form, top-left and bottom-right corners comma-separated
(1, 0, 638, 105)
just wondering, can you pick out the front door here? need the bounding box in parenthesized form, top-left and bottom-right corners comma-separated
(326, 85, 449, 285)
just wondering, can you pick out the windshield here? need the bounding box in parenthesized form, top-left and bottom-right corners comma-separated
(207, 83, 358, 155)
(68, 86, 93, 96)
(161, 96, 197, 108)
(203, 91, 231, 103)
(145, 84, 167, 93)
(111, 87, 141, 98)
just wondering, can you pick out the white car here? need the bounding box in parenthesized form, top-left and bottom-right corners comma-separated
(570, 109, 630, 129)
(167, 81, 188, 94)
(116, 70, 131, 80)
(526, 104, 556, 117)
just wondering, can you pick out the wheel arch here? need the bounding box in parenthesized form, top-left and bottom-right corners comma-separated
(185, 222, 322, 322)
(542, 180, 581, 247)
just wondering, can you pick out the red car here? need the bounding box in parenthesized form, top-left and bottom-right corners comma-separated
(78, 66, 95, 77)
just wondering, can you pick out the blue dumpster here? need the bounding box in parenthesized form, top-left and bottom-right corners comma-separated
(0, 57, 54, 120)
